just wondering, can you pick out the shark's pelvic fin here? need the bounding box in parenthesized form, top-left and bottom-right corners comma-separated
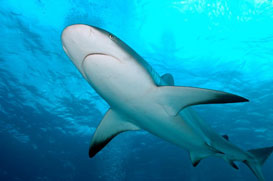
(190, 151, 212, 167)
(229, 160, 239, 170)
(160, 73, 174, 86)
(158, 86, 249, 116)
(223, 157, 239, 170)
(190, 152, 202, 167)
(89, 109, 140, 158)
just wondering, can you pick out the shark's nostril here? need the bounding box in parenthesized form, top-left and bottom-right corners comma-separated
(89, 27, 93, 37)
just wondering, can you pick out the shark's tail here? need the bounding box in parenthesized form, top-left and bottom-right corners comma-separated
(243, 146, 273, 181)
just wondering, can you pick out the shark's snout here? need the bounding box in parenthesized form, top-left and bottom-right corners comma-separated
(61, 24, 93, 47)
(61, 24, 96, 78)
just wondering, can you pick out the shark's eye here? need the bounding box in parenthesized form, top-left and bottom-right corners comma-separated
(109, 34, 114, 39)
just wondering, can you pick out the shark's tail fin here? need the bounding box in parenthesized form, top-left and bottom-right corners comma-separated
(244, 146, 273, 181)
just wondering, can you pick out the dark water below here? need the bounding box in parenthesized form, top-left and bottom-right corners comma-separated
(1, 0, 273, 180)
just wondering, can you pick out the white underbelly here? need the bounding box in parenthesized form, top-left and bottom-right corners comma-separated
(82, 54, 208, 152)
(82, 54, 155, 108)
(126, 101, 207, 151)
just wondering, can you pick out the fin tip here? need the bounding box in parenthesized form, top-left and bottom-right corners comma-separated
(235, 95, 249, 103)
(218, 94, 249, 103)
(193, 160, 200, 167)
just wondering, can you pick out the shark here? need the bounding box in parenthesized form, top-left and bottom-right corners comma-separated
(61, 24, 273, 181)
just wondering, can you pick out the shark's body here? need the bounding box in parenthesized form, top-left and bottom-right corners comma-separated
(61, 24, 273, 180)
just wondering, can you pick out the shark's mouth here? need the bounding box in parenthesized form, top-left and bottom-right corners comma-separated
(81, 53, 121, 80)
(82, 53, 120, 62)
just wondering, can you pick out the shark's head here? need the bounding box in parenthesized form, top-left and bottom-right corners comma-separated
(61, 24, 132, 77)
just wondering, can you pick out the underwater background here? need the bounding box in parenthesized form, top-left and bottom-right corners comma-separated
(1, 0, 273, 180)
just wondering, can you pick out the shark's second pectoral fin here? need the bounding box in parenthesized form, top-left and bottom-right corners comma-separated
(158, 86, 249, 116)
(159, 73, 174, 86)
(89, 109, 140, 158)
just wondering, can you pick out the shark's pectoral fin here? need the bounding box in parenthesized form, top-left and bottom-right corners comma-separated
(158, 86, 249, 116)
(159, 73, 174, 86)
(89, 109, 140, 158)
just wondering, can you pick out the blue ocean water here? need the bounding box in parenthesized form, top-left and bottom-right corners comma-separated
(1, 0, 273, 180)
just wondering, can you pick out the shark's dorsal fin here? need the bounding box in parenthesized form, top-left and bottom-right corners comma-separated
(159, 73, 174, 86)
(89, 109, 140, 157)
(157, 86, 249, 116)
(222, 134, 229, 141)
